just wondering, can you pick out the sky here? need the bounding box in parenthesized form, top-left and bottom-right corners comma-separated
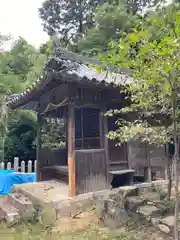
(0, 0, 49, 49)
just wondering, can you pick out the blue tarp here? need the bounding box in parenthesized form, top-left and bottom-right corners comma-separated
(0, 170, 36, 195)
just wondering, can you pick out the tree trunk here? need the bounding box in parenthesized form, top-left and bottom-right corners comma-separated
(165, 143, 172, 200)
(172, 89, 179, 240)
(79, 0, 83, 34)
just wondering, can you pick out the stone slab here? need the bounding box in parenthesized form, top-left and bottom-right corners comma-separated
(157, 224, 170, 234)
(160, 215, 175, 228)
(13, 180, 70, 205)
(0, 196, 19, 225)
(138, 205, 160, 217)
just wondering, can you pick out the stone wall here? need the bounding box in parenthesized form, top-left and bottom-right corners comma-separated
(54, 180, 168, 222)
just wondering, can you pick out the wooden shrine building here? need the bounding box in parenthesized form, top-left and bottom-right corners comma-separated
(8, 49, 165, 197)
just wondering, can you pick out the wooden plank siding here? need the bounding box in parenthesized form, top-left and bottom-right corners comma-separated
(128, 142, 166, 179)
(75, 149, 107, 194)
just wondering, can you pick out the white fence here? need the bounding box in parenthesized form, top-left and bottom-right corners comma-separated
(0, 157, 37, 173)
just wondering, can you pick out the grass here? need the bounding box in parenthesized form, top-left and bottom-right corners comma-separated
(0, 214, 169, 240)
(0, 223, 129, 240)
(0, 203, 172, 240)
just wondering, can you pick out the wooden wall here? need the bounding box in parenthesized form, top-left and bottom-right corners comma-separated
(108, 141, 128, 171)
(128, 142, 166, 178)
(75, 149, 108, 194)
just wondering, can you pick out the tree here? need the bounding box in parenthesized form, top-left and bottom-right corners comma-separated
(5, 110, 37, 162)
(78, 2, 139, 56)
(125, 0, 165, 14)
(0, 36, 46, 162)
(102, 5, 180, 239)
(8, 37, 46, 86)
(78, 0, 166, 55)
(39, 0, 102, 45)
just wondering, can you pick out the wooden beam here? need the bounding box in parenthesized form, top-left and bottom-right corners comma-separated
(68, 102, 76, 197)
(36, 113, 42, 181)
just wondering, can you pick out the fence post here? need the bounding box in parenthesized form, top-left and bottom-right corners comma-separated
(0, 162, 4, 170)
(28, 160, 32, 173)
(21, 161, 25, 173)
(34, 160, 37, 173)
(14, 157, 19, 172)
(7, 162, 11, 170)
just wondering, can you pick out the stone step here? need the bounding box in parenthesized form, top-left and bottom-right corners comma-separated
(7, 193, 34, 220)
(0, 196, 19, 225)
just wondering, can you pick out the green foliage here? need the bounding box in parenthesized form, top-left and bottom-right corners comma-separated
(78, 0, 165, 55)
(5, 110, 37, 161)
(78, 2, 139, 56)
(41, 118, 66, 150)
(108, 120, 171, 146)
(39, 0, 165, 53)
(0, 36, 46, 161)
(102, 5, 180, 147)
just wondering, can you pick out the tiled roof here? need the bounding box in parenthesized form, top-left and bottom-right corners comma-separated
(8, 48, 132, 109)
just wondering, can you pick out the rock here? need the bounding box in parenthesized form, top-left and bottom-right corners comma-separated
(100, 199, 128, 229)
(151, 217, 160, 226)
(38, 204, 57, 227)
(160, 215, 174, 228)
(125, 196, 146, 212)
(157, 224, 170, 234)
(5, 212, 20, 226)
(108, 186, 137, 202)
(138, 205, 160, 217)
(135, 182, 153, 195)
(147, 201, 154, 206)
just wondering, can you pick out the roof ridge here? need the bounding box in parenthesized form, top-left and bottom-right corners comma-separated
(54, 47, 101, 66)
(53, 47, 132, 76)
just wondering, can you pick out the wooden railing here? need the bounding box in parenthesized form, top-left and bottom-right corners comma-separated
(0, 157, 36, 173)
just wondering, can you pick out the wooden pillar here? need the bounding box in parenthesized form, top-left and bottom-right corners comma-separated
(99, 111, 103, 149)
(103, 108, 110, 186)
(68, 103, 76, 197)
(36, 113, 42, 181)
(144, 142, 152, 182)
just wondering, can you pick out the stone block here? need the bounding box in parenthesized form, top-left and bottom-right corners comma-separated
(125, 196, 146, 212)
(5, 212, 20, 226)
(8, 194, 34, 220)
(160, 215, 174, 228)
(157, 224, 170, 234)
(117, 186, 138, 198)
(138, 205, 160, 217)
(38, 204, 57, 227)
(100, 199, 128, 229)
(55, 190, 106, 219)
